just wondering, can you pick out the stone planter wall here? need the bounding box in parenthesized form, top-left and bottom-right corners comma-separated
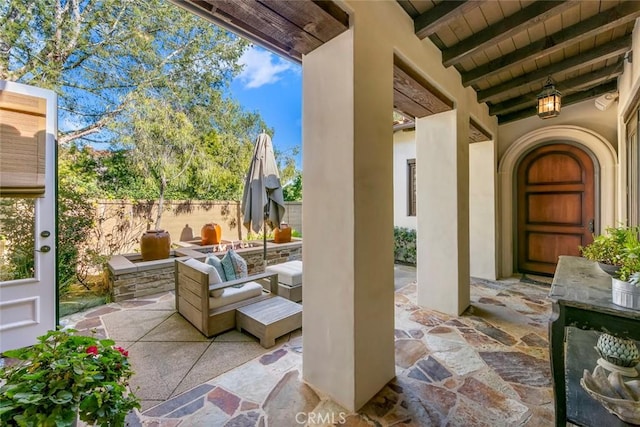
(107, 240, 302, 302)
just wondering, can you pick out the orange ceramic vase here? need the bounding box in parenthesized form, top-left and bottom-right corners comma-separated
(140, 229, 171, 261)
(201, 223, 222, 245)
(274, 226, 291, 243)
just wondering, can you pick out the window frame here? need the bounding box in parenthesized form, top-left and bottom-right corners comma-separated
(407, 158, 416, 217)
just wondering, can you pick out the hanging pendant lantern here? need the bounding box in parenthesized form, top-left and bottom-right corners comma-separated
(537, 77, 561, 119)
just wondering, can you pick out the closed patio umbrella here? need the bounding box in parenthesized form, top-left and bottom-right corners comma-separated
(241, 132, 285, 267)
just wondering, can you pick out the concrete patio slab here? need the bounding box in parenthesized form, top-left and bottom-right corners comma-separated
(140, 313, 210, 342)
(127, 341, 210, 402)
(213, 329, 260, 342)
(172, 341, 268, 396)
(102, 309, 174, 341)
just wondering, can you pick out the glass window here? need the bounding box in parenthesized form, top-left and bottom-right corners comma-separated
(407, 159, 416, 217)
(0, 197, 36, 281)
(627, 111, 639, 227)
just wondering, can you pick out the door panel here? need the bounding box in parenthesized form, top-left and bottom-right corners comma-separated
(517, 144, 595, 276)
(0, 82, 56, 352)
(527, 193, 582, 224)
(526, 232, 584, 264)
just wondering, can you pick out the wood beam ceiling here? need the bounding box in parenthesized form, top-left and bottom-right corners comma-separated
(414, 1, 485, 39)
(440, 0, 578, 67)
(403, 0, 635, 124)
(477, 35, 631, 103)
(461, 1, 640, 87)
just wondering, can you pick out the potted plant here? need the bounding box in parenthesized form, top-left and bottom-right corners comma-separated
(0, 328, 140, 426)
(612, 227, 640, 309)
(579, 226, 629, 275)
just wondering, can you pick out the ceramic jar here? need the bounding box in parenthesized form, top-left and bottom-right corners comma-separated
(140, 229, 171, 261)
(201, 223, 222, 245)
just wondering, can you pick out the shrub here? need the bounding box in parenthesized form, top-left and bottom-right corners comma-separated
(0, 329, 139, 426)
(394, 227, 416, 265)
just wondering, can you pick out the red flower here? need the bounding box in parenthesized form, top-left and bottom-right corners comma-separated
(115, 346, 129, 357)
(86, 345, 99, 356)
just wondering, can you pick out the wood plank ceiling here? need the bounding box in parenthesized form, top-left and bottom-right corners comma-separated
(176, 0, 636, 134)
(400, 0, 639, 123)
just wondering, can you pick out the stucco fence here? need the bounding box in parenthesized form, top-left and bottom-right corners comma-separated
(95, 199, 302, 254)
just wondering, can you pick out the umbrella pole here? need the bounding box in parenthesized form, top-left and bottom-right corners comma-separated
(263, 220, 267, 270)
(263, 135, 268, 270)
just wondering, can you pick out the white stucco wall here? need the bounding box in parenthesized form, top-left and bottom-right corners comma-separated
(469, 141, 497, 280)
(303, 23, 396, 411)
(393, 129, 417, 230)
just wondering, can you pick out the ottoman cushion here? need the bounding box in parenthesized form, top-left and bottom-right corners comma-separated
(266, 261, 302, 287)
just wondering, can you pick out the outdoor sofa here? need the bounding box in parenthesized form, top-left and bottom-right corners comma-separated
(175, 258, 278, 337)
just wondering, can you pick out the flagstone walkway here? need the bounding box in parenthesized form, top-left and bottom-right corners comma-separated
(63, 272, 555, 426)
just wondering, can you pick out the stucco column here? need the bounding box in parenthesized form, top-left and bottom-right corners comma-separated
(469, 141, 497, 280)
(416, 110, 471, 315)
(301, 28, 395, 411)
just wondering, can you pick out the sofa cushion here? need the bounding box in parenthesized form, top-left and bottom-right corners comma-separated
(208, 281, 263, 309)
(221, 249, 248, 281)
(205, 254, 227, 282)
(266, 260, 302, 287)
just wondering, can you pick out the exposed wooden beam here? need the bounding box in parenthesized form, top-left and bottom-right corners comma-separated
(469, 118, 492, 143)
(393, 89, 430, 119)
(489, 61, 624, 116)
(415, 1, 485, 39)
(175, 0, 303, 61)
(393, 56, 454, 118)
(442, 0, 578, 68)
(498, 81, 618, 124)
(210, 1, 325, 56)
(477, 34, 631, 103)
(397, 0, 419, 18)
(258, 0, 348, 43)
(462, 1, 640, 87)
(176, 0, 348, 63)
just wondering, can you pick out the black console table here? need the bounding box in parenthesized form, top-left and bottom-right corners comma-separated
(549, 256, 640, 426)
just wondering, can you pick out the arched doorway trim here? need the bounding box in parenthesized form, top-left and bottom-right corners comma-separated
(498, 125, 617, 278)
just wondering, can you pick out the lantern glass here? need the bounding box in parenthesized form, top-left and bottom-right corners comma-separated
(537, 82, 561, 119)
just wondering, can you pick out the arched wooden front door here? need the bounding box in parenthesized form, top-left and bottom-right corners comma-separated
(517, 143, 595, 276)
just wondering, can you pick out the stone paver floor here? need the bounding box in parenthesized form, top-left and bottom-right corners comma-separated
(63, 272, 555, 426)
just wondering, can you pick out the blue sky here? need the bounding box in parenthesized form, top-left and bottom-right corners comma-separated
(230, 46, 302, 168)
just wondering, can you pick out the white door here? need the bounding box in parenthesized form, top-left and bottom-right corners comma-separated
(0, 81, 57, 352)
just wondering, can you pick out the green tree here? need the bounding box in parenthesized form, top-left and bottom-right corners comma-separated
(115, 95, 203, 229)
(283, 171, 302, 201)
(0, 0, 248, 145)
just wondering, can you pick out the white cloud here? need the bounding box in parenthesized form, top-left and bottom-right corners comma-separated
(237, 47, 296, 89)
